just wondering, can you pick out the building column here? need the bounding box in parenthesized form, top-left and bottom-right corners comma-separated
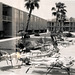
(12, 8, 16, 37)
(0, 3, 3, 31)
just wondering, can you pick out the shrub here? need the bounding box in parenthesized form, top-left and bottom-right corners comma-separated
(66, 32, 72, 37)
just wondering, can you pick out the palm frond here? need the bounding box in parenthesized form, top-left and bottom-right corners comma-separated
(63, 9, 67, 12)
(60, 10, 66, 15)
(56, 2, 61, 8)
(31, 3, 34, 9)
(51, 7, 56, 10)
(25, 0, 30, 1)
(35, 3, 39, 9)
(55, 3, 57, 6)
(61, 5, 66, 8)
(57, 13, 60, 18)
(61, 3, 65, 6)
(64, 6, 66, 8)
(62, 12, 66, 15)
(52, 12, 57, 16)
(25, 2, 30, 10)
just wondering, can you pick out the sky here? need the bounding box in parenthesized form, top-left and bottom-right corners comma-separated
(0, 0, 75, 20)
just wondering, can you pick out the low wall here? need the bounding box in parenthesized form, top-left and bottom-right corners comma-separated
(0, 39, 16, 50)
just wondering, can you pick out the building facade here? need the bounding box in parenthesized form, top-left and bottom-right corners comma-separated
(47, 18, 75, 32)
(0, 2, 47, 38)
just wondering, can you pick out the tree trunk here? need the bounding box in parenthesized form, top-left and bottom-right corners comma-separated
(50, 12, 59, 53)
(25, 9, 32, 32)
(55, 18, 58, 32)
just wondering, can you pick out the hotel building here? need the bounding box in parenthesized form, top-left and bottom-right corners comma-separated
(47, 18, 75, 32)
(0, 2, 47, 38)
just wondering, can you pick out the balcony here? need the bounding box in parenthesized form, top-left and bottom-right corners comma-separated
(3, 15, 12, 22)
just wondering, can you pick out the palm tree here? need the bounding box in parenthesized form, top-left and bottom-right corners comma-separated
(51, 2, 62, 46)
(25, 0, 40, 32)
(51, 2, 67, 50)
(51, 2, 67, 32)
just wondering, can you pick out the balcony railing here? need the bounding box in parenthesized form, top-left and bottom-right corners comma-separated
(3, 15, 12, 22)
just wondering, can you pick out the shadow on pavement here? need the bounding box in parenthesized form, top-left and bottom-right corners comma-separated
(32, 68, 75, 75)
(0, 65, 21, 71)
